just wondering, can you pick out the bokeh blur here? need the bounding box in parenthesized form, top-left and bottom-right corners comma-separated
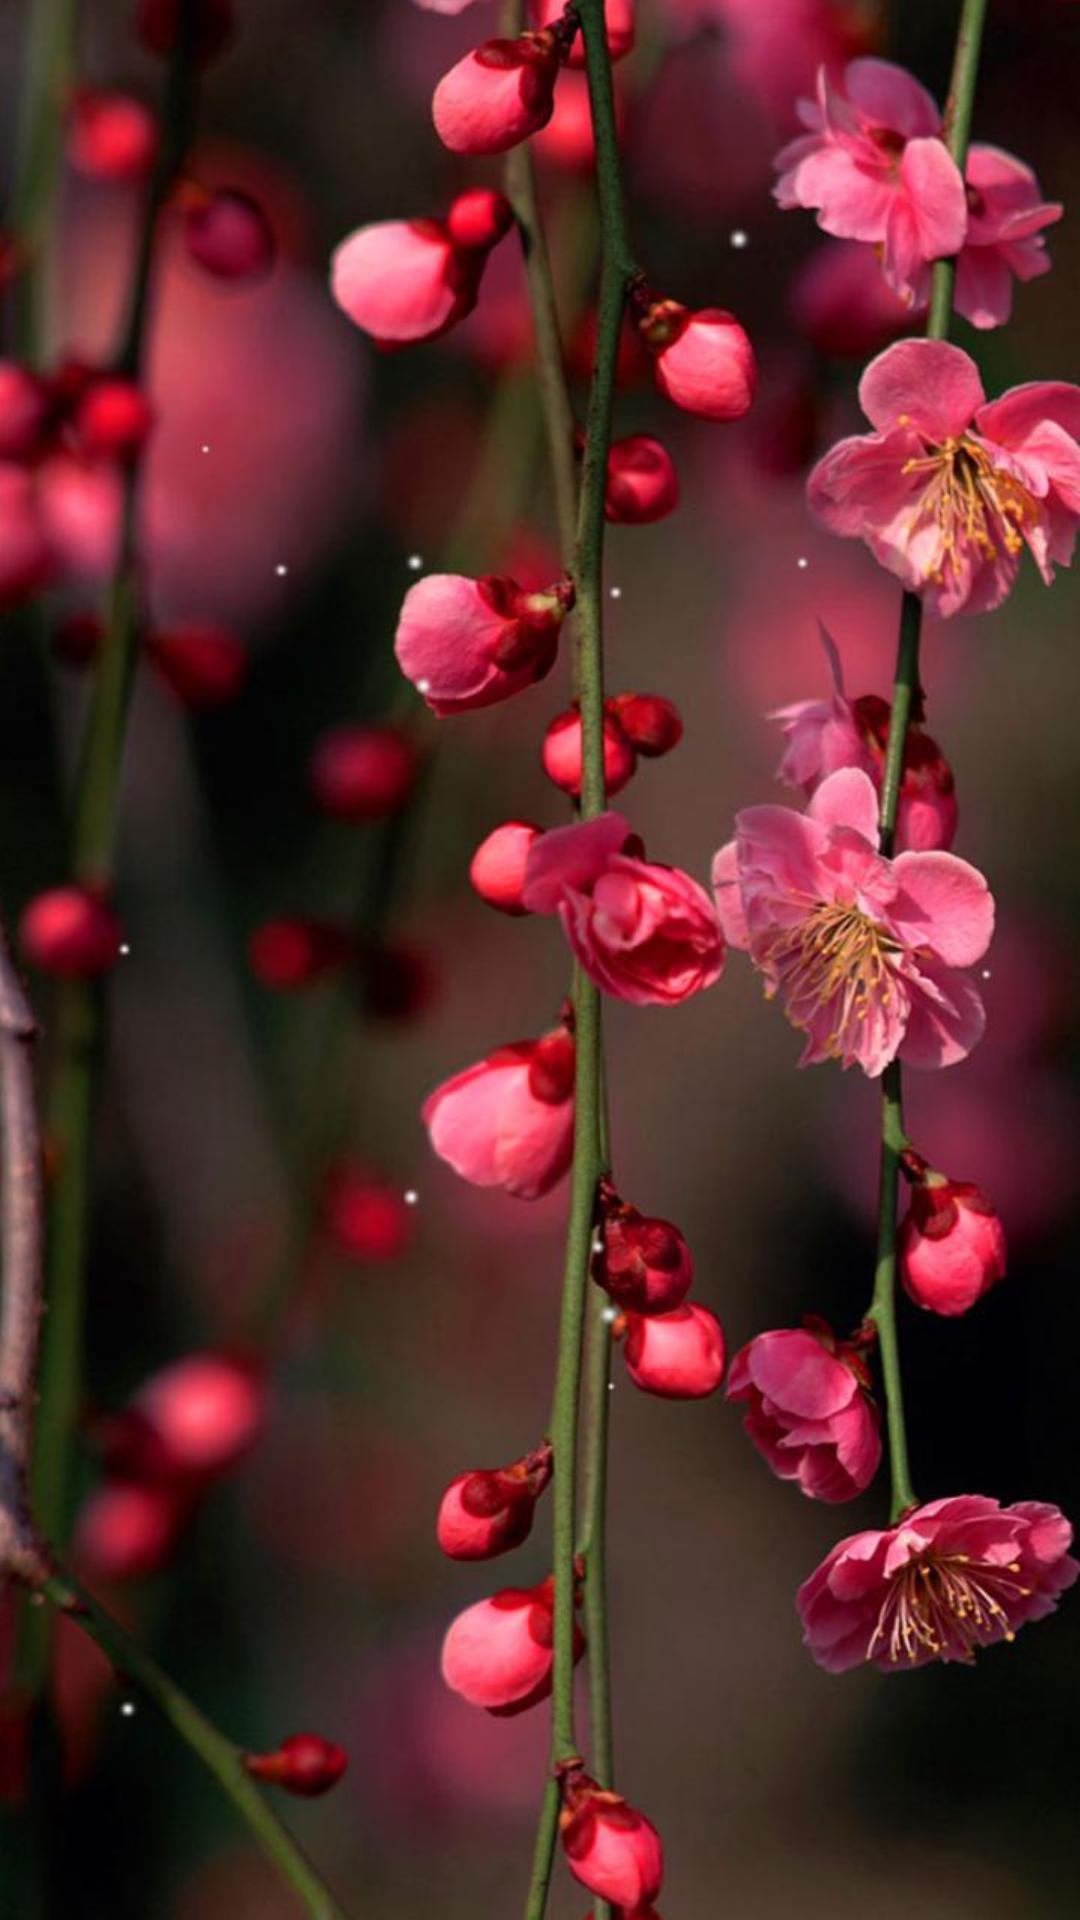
(3, 0, 1080, 1913)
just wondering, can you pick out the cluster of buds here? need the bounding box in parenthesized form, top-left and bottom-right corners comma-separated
(541, 692, 683, 800)
(52, 611, 249, 709)
(594, 1181, 725, 1399)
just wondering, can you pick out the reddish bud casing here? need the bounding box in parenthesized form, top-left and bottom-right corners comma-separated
(248, 916, 349, 990)
(622, 1302, 725, 1399)
(604, 434, 679, 525)
(608, 693, 682, 758)
(899, 1156, 1006, 1316)
(437, 1445, 553, 1560)
(244, 1734, 348, 1797)
(446, 187, 515, 252)
(559, 1767, 664, 1909)
(542, 707, 636, 798)
(596, 1195, 693, 1315)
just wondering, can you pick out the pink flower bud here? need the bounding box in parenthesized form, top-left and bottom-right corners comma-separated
(145, 622, 248, 708)
(247, 916, 349, 991)
(531, 0, 635, 65)
(74, 377, 154, 460)
(604, 434, 679, 524)
(136, 0, 233, 61)
(132, 1352, 265, 1481)
(622, 1302, 725, 1399)
(441, 1575, 582, 1714)
(726, 1322, 882, 1502)
(0, 362, 48, 459)
(446, 187, 515, 252)
(433, 34, 560, 156)
(244, 1734, 348, 1796)
(321, 1163, 411, 1262)
(853, 695, 958, 852)
(51, 612, 103, 668)
(309, 723, 419, 820)
(899, 1158, 1006, 1316)
(639, 301, 757, 422)
(67, 90, 158, 181)
(396, 572, 571, 715)
(607, 692, 682, 758)
(19, 887, 123, 978)
(73, 1479, 187, 1581)
(541, 707, 637, 798)
(559, 1767, 664, 1909)
(332, 218, 481, 346)
(183, 188, 275, 281)
(470, 821, 542, 914)
(437, 1444, 553, 1560)
(423, 1025, 575, 1199)
(597, 1189, 693, 1315)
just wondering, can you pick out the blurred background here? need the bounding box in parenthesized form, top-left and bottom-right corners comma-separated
(2, 0, 1080, 1913)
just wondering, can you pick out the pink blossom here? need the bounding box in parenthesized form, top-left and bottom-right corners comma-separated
(771, 625, 957, 851)
(638, 300, 757, 421)
(915, 146, 1062, 332)
(727, 1321, 881, 1502)
(395, 571, 571, 714)
(622, 1302, 726, 1398)
(331, 192, 512, 346)
(469, 821, 542, 915)
(774, 58, 967, 302)
(807, 338, 1080, 617)
(433, 33, 561, 156)
(898, 1158, 1006, 1316)
(523, 812, 724, 1008)
(560, 1768, 664, 1909)
(441, 1576, 582, 1714)
(131, 1353, 266, 1481)
(712, 766, 993, 1076)
(423, 1024, 575, 1199)
(798, 1495, 1078, 1671)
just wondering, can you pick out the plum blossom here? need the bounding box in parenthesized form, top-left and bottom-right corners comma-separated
(423, 1023, 575, 1199)
(807, 338, 1080, 617)
(898, 1154, 1006, 1316)
(433, 32, 562, 156)
(918, 145, 1062, 331)
(774, 58, 967, 302)
(441, 1576, 583, 1713)
(559, 1767, 664, 1909)
(522, 812, 724, 1008)
(727, 1321, 881, 1501)
(798, 1495, 1077, 1672)
(395, 571, 572, 714)
(331, 191, 513, 346)
(712, 766, 993, 1077)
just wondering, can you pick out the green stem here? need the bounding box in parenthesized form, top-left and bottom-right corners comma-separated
(579, 1291, 613, 1784)
(39, 1569, 353, 1919)
(10, 0, 78, 360)
(866, 0, 988, 1523)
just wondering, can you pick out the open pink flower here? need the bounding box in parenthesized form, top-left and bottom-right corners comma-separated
(915, 146, 1062, 331)
(395, 571, 572, 714)
(523, 813, 724, 1008)
(331, 191, 513, 346)
(798, 1494, 1077, 1672)
(423, 1023, 575, 1199)
(774, 58, 967, 302)
(807, 338, 1080, 617)
(712, 766, 993, 1076)
(771, 626, 957, 851)
(727, 1321, 881, 1502)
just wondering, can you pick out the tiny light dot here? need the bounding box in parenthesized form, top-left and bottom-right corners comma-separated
(981, 968, 992, 979)
(407, 554, 424, 571)
(200, 443, 210, 454)
(404, 1189, 420, 1207)
(601, 1306, 619, 1324)
(730, 229, 749, 249)
(796, 557, 810, 570)
(119, 944, 131, 956)
(416, 677, 431, 693)
(119, 1700, 137, 1718)
(275, 563, 289, 577)
(591, 1233, 604, 1254)
(609, 586, 622, 600)
(607, 1382, 615, 1392)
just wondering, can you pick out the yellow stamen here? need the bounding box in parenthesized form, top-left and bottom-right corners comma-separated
(869, 1551, 1030, 1665)
(767, 902, 899, 1057)
(901, 433, 1036, 582)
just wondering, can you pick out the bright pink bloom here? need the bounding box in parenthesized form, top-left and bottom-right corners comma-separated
(774, 59, 967, 302)
(470, 821, 542, 915)
(771, 626, 957, 852)
(437, 1445, 553, 1560)
(638, 300, 757, 421)
(596, 1191, 693, 1315)
(321, 1163, 411, 1262)
(132, 1352, 265, 1480)
(808, 338, 1080, 617)
(788, 239, 910, 360)
(67, 90, 158, 181)
(145, 621, 247, 707)
(423, 1024, 575, 1200)
(604, 434, 680, 524)
(248, 915, 349, 990)
(0, 363, 48, 458)
(531, 0, 635, 65)
(622, 1302, 726, 1398)
(331, 191, 513, 346)
(898, 1157, 1006, 1315)
(727, 1321, 881, 1501)
(395, 572, 572, 715)
(19, 886, 123, 978)
(309, 723, 419, 819)
(609, 692, 683, 758)
(713, 768, 992, 1075)
(541, 707, 637, 798)
(433, 33, 561, 157)
(798, 1494, 1078, 1672)
(244, 1734, 348, 1797)
(914, 145, 1062, 332)
(441, 1576, 582, 1714)
(183, 188, 276, 281)
(523, 812, 724, 1008)
(560, 1768, 664, 1908)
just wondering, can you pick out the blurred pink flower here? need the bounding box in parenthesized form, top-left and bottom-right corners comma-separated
(915, 144, 1062, 330)
(808, 338, 1080, 617)
(657, 0, 864, 126)
(798, 1494, 1077, 1672)
(713, 767, 993, 1076)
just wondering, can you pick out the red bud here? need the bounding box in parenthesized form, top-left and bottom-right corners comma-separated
(244, 1733, 348, 1797)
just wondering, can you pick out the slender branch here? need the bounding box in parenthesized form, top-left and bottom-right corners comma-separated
(10, 0, 78, 359)
(578, 1290, 613, 1783)
(866, 0, 988, 1522)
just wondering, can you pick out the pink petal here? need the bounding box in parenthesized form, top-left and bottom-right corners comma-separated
(954, 247, 1015, 330)
(843, 57, 942, 139)
(888, 850, 994, 965)
(711, 840, 749, 949)
(976, 380, 1080, 456)
(899, 958, 986, 1069)
(859, 338, 985, 438)
(745, 1329, 856, 1420)
(807, 766, 880, 843)
(521, 811, 632, 914)
(898, 137, 968, 262)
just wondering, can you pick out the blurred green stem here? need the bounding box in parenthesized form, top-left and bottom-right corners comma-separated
(10, 0, 78, 359)
(867, 0, 987, 1523)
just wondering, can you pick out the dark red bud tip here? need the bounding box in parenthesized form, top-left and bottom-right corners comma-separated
(447, 188, 514, 252)
(244, 1733, 348, 1797)
(183, 189, 275, 282)
(529, 1025, 575, 1103)
(634, 296, 690, 351)
(608, 693, 682, 757)
(248, 916, 350, 991)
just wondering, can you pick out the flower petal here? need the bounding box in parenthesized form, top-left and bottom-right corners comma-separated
(858, 338, 985, 438)
(711, 840, 750, 949)
(889, 850, 995, 965)
(807, 767, 880, 844)
(521, 812, 632, 914)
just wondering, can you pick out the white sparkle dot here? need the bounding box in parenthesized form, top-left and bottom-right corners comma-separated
(601, 1306, 618, 1324)
(591, 1233, 604, 1254)
(404, 1189, 420, 1207)
(119, 944, 131, 956)
(200, 443, 210, 454)
(416, 677, 431, 694)
(407, 554, 424, 571)
(796, 557, 810, 570)
(609, 586, 622, 600)
(607, 1382, 615, 1392)
(275, 563, 289, 577)
(730, 229, 749, 249)
(119, 1700, 137, 1718)
(981, 968, 992, 979)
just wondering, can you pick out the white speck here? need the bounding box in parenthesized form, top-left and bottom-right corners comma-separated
(607, 1382, 615, 1392)
(200, 443, 210, 454)
(601, 1305, 618, 1324)
(119, 944, 131, 956)
(416, 677, 431, 694)
(119, 1700, 137, 1718)
(407, 554, 424, 572)
(275, 563, 289, 578)
(609, 586, 622, 600)
(730, 229, 749, 249)
(404, 1189, 419, 1207)
(591, 1233, 604, 1255)
(796, 557, 810, 570)
(980, 968, 992, 980)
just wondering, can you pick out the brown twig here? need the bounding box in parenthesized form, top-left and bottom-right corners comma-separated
(0, 924, 50, 1588)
